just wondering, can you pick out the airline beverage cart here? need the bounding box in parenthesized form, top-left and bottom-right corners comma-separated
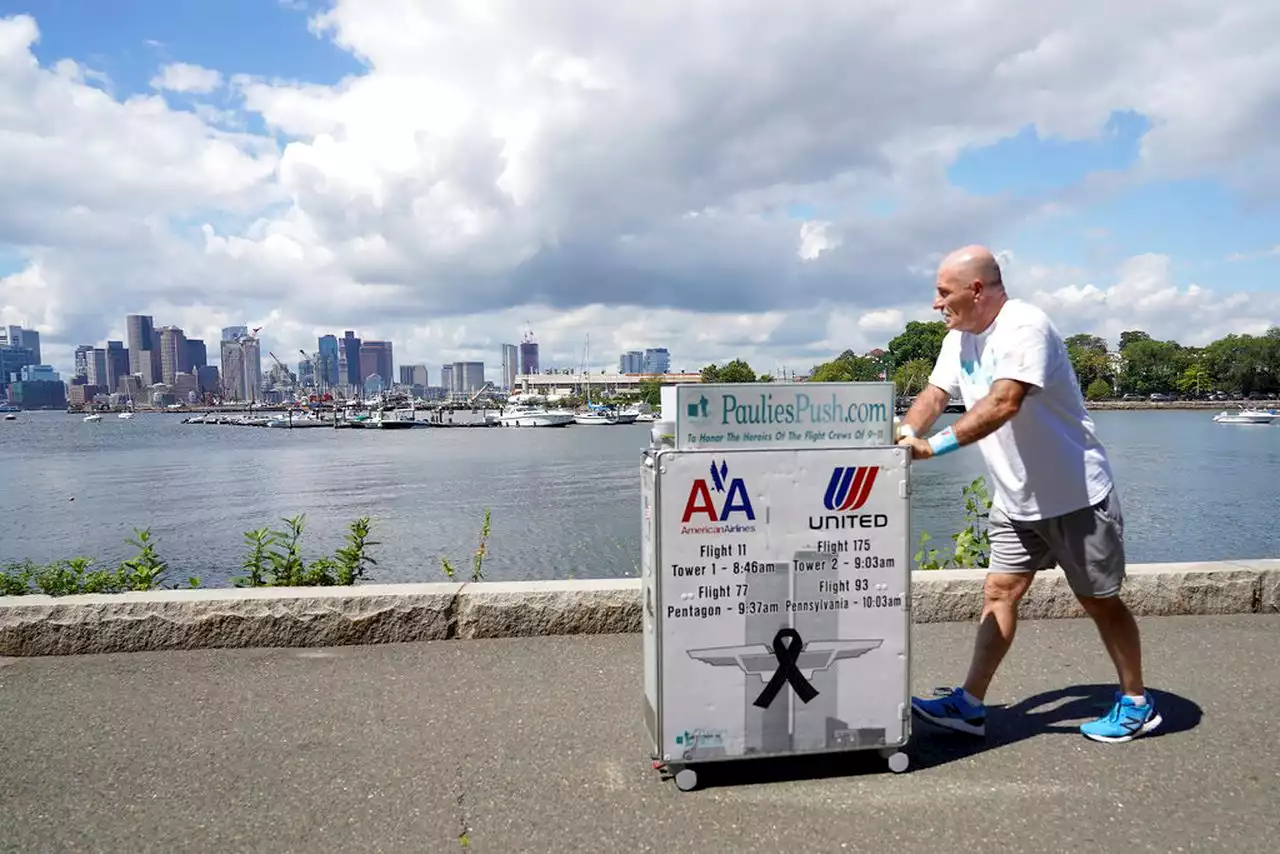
(640, 382, 912, 791)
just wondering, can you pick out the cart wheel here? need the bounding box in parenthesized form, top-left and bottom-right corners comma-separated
(886, 751, 910, 774)
(674, 768, 699, 792)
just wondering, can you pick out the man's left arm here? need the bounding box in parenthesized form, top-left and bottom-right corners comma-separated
(905, 323, 1048, 459)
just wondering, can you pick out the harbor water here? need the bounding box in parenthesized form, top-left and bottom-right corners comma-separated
(1, 410, 1277, 587)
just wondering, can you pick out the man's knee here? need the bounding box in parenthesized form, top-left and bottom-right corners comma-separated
(983, 571, 1034, 605)
(1076, 590, 1130, 618)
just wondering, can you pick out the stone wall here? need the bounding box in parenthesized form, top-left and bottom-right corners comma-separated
(1, 560, 1277, 656)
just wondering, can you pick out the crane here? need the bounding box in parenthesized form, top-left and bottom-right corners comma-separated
(267, 351, 295, 384)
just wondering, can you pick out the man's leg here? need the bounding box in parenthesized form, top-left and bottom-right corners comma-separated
(1076, 594, 1144, 696)
(962, 571, 1037, 701)
(911, 507, 1050, 736)
(1051, 489, 1161, 743)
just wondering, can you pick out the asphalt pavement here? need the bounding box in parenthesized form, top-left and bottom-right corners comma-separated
(1, 614, 1276, 853)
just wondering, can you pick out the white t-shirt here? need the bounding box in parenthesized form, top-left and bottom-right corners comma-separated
(927, 298, 1114, 521)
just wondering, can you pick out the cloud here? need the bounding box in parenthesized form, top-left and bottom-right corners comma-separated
(1020, 253, 1280, 347)
(2, 4, 1280, 377)
(149, 61, 223, 94)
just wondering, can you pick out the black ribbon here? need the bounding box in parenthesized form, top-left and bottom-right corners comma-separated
(753, 628, 819, 709)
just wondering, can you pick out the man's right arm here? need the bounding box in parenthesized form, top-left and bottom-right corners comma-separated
(899, 384, 950, 438)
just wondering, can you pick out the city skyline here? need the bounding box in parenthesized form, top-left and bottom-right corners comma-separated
(4, 6, 1280, 382)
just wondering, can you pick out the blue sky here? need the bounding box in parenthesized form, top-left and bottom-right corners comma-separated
(18, 0, 362, 89)
(948, 110, 1280, 293)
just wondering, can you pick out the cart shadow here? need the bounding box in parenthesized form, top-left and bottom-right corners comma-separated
(681, 683, 1201, 790)
(907, 683, 1202, 770)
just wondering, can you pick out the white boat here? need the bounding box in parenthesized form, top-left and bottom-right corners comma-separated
(498, 405, 574, 427)
(118, 411, 134, 420)
(373, 408, 417, 429)
(83, 413, 102, 423)
(573, 404, 640, 425)
(2, 413, 15, 421)
(267, 412, 328, 428)
(1212, 408, 1276, 424)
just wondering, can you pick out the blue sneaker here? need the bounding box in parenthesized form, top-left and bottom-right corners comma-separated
(1080, 692, 1162, 743)
(911, 687, 986, 736)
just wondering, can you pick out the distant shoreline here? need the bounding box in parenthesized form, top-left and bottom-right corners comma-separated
(1084, 400, 1278, 411)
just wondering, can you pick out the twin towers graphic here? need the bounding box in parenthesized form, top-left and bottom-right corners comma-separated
(678, 459, 890, 756)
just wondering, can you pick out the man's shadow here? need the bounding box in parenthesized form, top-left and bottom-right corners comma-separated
(907, 683, 1202, 769)
(680, 683, 1201, 790)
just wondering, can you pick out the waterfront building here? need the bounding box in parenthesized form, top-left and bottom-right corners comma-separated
(501, 344, 519, 390)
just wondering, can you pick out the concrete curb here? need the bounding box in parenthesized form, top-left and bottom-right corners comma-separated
(1, 561, 1277, 656)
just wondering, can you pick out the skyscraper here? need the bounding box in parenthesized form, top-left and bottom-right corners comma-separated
(185, 339, 208, 371)
(643, 347, 670, 374)
(451, 361, 486, 395)
(241, 336, 262, 402)
(318, 335, 339, 388)
(126, 315, 156, 383)
(399, 365, 427, 386)
(1, 326, 42, 366)
(88, 348, 109, 390)
(105, 341, 129, 395)
(360, 340, 394, 387)
(159, 326, 187, 385)
(619, 351, 644, 374)
(519, 328, 540, 375)
(501, 343, 519, 390)
(220, 339, 245, 401)
(74, 345, 93, 380)
(342, 331, 361, 388)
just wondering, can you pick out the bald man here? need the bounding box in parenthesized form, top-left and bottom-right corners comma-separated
(898, 245, 1160, 744)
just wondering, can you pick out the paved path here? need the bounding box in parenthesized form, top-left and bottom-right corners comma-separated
(1, 614, 1276, 853)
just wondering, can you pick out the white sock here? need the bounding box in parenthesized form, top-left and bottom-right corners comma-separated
(1125, 693, 1147, 707)
(962, 689, 983, 707)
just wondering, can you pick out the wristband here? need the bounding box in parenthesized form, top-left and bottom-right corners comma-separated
(898, 424, 916, 440)
(927, 426, 960, 456)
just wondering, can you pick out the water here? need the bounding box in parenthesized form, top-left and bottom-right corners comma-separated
(1, 410, 1277, 586)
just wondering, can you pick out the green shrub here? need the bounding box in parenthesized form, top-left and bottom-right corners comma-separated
(915, 476, 992, 570)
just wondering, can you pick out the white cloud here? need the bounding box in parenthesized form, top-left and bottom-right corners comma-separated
(2, 4, 1280, 378)
(150, 61, 223, 94)
(1022, 254, 1280, 348)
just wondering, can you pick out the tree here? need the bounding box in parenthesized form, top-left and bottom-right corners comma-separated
(1118, 337, 1188, 394)
(887, 321, 948, 368)
(701, 359, 757, 383)
(1066, 341, 1112, 391)
(636, 379, 662, 407)
(892, 358, 934, 396)
(1064, 333, 1108, 354)
(1118, 330, 1151, 351)
(758, 374, 775, 383)
(809, 349, 881, 382)
(1085, 378, 1113, 401)
(1176, 361, 1212, 396)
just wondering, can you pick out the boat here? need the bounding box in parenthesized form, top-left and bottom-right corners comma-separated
(497, 404, 574, 427)
(118, 411, 134, 420)
(3, 413, 15, 421)
(573, 335, 639, 425)
(574, 403, 640, 425)
(83, 413, 102, 423)
(1212, 407, 1276, 425)
(373, 407, 417, 429)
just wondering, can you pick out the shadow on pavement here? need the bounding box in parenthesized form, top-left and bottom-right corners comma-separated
(677, 683, 1202, 790)
(908, 683, 1203, 770)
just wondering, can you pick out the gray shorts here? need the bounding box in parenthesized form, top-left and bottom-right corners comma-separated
(988, 488, 1126, 598)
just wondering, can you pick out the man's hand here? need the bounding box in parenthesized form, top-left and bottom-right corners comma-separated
(897, 436, 933, 460)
